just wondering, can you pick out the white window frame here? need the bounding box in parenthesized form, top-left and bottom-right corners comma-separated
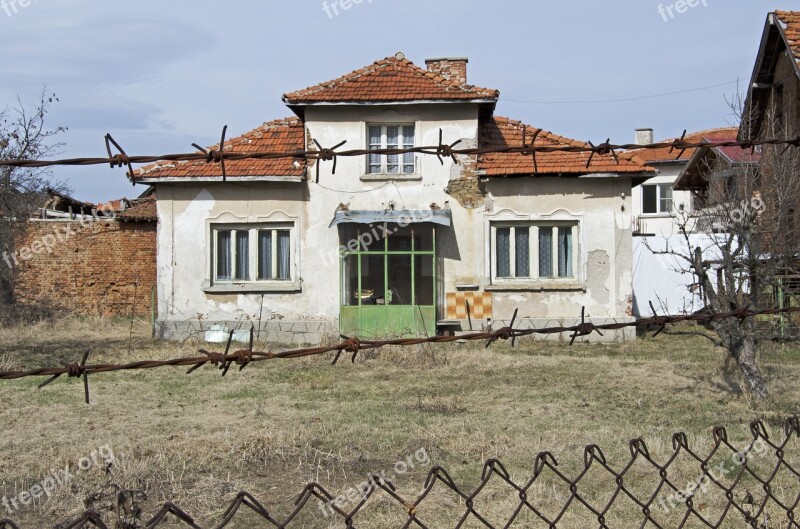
(211, 223, 296, 285)
(366, 123, 417, 175)
(490, 222, 580, 285)
(642, 183, 674, 215)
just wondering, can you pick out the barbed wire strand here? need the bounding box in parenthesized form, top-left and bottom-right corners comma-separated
(1, 306, 799, 404)
(0, 131, 796, 180)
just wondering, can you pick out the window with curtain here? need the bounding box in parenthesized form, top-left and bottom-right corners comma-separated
(367, 124, 416, 174)
(492, 223, 577, 283)
(214, 224, 294, 283)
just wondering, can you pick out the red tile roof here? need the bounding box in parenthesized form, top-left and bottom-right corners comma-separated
(283, 53, 499, 105)
(134, 118, 306, 181)
(117, 196, 157, 223)
(478, 117, 653, 177)
(776, 11, 800, 65)
(627, 127, 740, 163)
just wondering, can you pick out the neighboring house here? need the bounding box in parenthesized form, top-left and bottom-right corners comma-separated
(12, 191, 157, 317)
(629, 128, 738, 316)
(674, 131, 761, 216)
(629, 127, 739, 236)
(741, 11, 799, 144)
(133, 53, 655, 343)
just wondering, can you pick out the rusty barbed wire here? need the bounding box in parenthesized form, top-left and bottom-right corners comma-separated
(1, 306, 799, 404)
(1, 416, 798, 528)
(0, 131, 796, 179)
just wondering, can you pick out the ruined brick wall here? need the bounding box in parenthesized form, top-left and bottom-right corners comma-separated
(11, 220, 157, 317)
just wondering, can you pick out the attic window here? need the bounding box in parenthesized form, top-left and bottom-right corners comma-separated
(368, 124, 416, 175)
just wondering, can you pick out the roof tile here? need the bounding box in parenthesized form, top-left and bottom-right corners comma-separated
(134, 118, 306, 181)
(283, 53, 499, 104)
(776, 11, 800, 65)
(479, 117, 653, 176)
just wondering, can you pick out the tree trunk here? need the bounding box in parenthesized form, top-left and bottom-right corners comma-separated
(734, 336, 769, 400)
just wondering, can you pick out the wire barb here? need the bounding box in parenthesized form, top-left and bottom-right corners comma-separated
(192, 125, 229, 181)
(104, 134, 134, 182)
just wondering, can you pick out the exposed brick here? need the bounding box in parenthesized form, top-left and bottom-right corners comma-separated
(11, 220, 157, 317)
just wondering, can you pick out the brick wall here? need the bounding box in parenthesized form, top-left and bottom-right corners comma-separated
(12, 220, 157, 317)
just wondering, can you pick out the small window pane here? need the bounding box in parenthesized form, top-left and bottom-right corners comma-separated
(515, 227, 530, 278)
(277, 230, 291, 280)
(387, 126, 399, 146)
(496, 228, 511, 278)
(659, 184, 673, 213)
(539, 228, 553, 277)
(413, 225, 434, 252)
(258, 230, 273, 280)
(216, 230, 232, 280)
(643, 185, 658, 214)
(558, 228, 573, 278)
(369, 126, 382, 145)
(402, 126, 414, 143)
(235, 231, 249, 280)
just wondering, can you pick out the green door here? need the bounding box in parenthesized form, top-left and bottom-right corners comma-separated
(340, 223, 437, 338)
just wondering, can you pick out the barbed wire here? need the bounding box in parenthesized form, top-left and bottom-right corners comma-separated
(0, 130, 796, 183)
(1, 305, 798, 404)
(0, 416, 797, 528)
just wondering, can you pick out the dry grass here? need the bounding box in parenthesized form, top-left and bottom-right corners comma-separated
(0, 317, 798, 528)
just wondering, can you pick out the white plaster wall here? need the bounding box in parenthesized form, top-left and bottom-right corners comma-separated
(480, 177, 634, 320)
(155, 103, 638, 331)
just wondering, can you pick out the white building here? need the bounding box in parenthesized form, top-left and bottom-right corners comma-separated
(133, 54, 656, 343)
(629, 128, 739, 316)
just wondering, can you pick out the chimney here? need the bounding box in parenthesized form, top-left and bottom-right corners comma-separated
(425, 57, 469, 85)
(635, 128, 654, 146)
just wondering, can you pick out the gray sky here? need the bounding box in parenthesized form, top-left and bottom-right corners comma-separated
(1, 0, 798, 202)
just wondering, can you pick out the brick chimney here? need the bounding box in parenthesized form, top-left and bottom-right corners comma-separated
(425, 57, 469, 85)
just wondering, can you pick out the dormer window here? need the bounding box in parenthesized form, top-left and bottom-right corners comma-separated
(368, 124, 416, 175)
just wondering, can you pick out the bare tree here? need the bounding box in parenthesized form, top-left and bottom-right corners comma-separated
(659, 97, 800, 400)
(0, 87, 68, 307)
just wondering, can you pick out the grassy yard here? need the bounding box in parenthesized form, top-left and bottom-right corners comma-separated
(0, 318, 798, 528)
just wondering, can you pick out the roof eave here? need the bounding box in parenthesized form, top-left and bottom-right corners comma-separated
(741, 12, 800, 140)
(134, 175, 306, 185)
(284, 98, 499, 107)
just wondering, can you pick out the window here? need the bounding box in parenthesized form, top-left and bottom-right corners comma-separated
(213, 224, 294, 283)
(492, 223, 577, 282)
(642, 184, 673, 214)
(368, 124, 415, 174)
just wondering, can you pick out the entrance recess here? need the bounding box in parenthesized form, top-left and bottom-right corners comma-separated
(333, 210, 449, 338)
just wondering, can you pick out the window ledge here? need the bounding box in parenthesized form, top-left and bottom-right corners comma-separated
(203, 283, 302, 294)
(360, 174, 422, 182)
(486, 282, 586, 292)
(639, 213, 675, 218)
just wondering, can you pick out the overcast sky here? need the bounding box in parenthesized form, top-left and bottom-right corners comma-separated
(1, 0, 798, 202)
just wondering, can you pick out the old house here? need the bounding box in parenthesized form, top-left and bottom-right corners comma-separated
(133, 53, 655, 343)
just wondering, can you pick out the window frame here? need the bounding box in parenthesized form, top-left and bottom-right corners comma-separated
(210, 222, 297, 288)
(489, 221, 580, 286)
(365, 123, 417, 176)
(642, 183, 674, 215)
